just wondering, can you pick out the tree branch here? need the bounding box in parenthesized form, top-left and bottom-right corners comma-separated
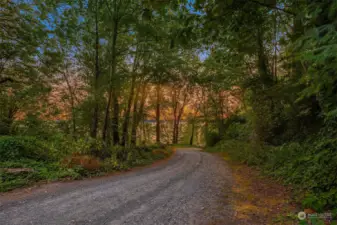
(0, 77, 15, 84)
(247, 0, 296, 16)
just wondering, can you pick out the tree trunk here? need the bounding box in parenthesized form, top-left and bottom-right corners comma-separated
(102, 14, 119, 142)
(218, 92, 225, 136)
(143, 120, 148, 144)
(171, 86, 188, 144)
(61, 67, 77, 138)
(112, 89, 120, 145)
(189, 120, 195, 145)
(273, 10, 278, 82)
(102, 84, 112, 142)
(257, 28, 273, 86)
(202, 88, 209, 144)
(175, 114, 181, 144)
(130, 84, 141, 145)
(0, 105, 17, 135)
(121, 74, 136, 146)
(172, 122, 176, 144)
(204, 121, 208, 144)
(131, 83, 147, 145)
(155, 84, 161, 144)
(90, 0, 100, 139)
(172, 104, 178, 144)
(175, 92, 188, 144)
(175, 121, 179, 144)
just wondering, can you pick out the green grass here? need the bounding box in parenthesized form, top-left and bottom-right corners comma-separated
(0, 147, 173, 192)
(205, 138, 337, 216)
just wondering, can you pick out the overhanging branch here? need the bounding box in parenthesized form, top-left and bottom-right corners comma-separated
(248, 0, 296, 16)
(0, 77, 15, 84)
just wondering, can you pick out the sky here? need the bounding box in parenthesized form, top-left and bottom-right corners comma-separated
(199, 50, 210, 61)
(30, 0, 210, 62)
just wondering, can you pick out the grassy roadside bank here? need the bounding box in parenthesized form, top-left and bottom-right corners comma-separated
(0, 137, 174, 192)
(207, 150, 298, 224)
(205, 141, 337, 225)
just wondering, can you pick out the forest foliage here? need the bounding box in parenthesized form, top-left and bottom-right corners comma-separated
(201, 0, 337, 216)
(1, 0, 337, 217)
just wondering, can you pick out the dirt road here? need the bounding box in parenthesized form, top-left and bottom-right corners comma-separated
(0, 149, 236, 225)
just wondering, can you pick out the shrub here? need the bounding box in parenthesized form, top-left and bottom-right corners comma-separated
(208, 134, 337, 210)
(206, 131, 222, 147)
(0, 159, 82, 192)
(102, 145, 172, 170)
(62, 155, 101, 171)
(0, 136, 52, 161)
(152, 149, 172, 159)
(11, 115, 59, 140)
(225, 122, 251, 141)
(0, 138, 173, 192)
(134, 145, 153, 152)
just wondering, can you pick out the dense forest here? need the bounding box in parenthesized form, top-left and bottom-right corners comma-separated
(1, 0, 337, 217)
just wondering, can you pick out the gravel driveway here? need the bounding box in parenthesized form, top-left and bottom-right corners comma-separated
(0, 149, 237, 225)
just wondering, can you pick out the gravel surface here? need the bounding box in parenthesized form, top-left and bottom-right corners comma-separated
(0, 149, 238, 225)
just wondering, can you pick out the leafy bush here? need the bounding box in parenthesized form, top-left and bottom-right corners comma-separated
(0, 134, 172, 192)
(0, 136, 52, 161)
(206, 131, 222, 147)
(99, 145, 172, 171)
(12, 115, 61, 140)
(263, 138, 337, 211)
(225, 122, 251, 141)
(0, 159, 82, 192)
(207, 139, 267, 166)
(207, 132, 337, 211)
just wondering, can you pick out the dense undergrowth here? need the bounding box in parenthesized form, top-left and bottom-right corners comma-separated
(205, 118, 337, 216)
(0, 135, 172, 192)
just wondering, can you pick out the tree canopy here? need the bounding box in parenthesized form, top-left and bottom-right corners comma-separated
(1, 0, 337, 214)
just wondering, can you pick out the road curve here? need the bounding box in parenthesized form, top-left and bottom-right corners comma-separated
(0, 149, 236, 225)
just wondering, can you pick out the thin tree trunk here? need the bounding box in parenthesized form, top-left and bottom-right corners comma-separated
(172, 123, 176, 144)
(171, 88, 178, 144)
(172, 122, 176, 144)
(130, 84, 141, 145)
(121, 73, 136, 146)
(171, 86, 188, 144)
(201, 88, 209, 144)
(59, 45, 78, 138)
(143, 120, 147, 144)
(155, 84, 161, 144)
(172, 104, 178, 144)
(102, 14, 119, 142)
(175, 121, 179, 144)
(189, 117, 196, 145)
(90, 0, 100, 139)
(175, 113, 182, 144)
(60, 64, 77, 138)
(64, 75, 77, 138)
(131, 83, 147, 145)
(1, 104, 17, 135)
(189, 122, 195, 145)
(121, 46, 139, 146)
(257, 28, 272, 86)
(111, 89, 120, 145)
(218, 92, 225, 136)
(175, 91, 188, 144)
(102, 84, 112, 141)
(273, 9, 278, 82)
(204, 121, 208, 144)
(90, 105, 99, 139)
